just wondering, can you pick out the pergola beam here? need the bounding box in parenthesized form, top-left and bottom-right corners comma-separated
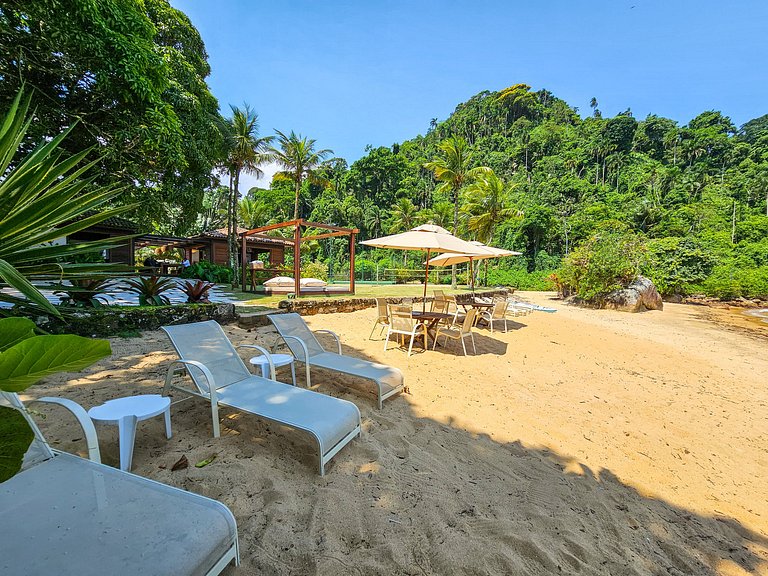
(301, 230, 354, 242)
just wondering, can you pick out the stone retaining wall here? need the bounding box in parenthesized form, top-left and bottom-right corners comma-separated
(278, 289, 510, 316)
(32, 303, 237, 337)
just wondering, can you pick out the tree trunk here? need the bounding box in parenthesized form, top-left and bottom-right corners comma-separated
(293, 176, 300, 220)
(451, 188, 459, 289)
(229, 170, 241, 287)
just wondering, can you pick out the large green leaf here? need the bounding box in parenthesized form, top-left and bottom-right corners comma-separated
(0, 317, 36, 352)
(0, 405, 34, 482)
(0, 259, 59, 316)
(0, 335, 111, 392)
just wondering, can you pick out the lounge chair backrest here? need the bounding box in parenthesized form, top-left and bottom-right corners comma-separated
(389, 305, 416, 332)
(492, 300, 508, 319)
(375, 297, 389, 321)
(162, 321, 251, 393)
(461, 308, 478, 333)
(1, 391, 54, 469)
(269, 313, 326, 358)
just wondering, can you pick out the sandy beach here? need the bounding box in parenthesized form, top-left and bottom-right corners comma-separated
(26, 293, 768, 575)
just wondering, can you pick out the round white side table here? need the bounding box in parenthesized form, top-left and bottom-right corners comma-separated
(88, 394, 172, 471)
(249, 353, 296, 385)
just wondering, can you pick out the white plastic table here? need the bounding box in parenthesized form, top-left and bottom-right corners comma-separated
(250, 352, 296, 385)
(88, 394, 172, 471)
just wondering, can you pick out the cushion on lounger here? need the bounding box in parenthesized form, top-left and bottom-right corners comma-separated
(264, 276, 295, 287)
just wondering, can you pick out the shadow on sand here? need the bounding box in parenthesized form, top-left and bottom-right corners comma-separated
(30, 324, 768, 576)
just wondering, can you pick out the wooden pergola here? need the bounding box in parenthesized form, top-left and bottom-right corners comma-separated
(240, 219, 359, 297)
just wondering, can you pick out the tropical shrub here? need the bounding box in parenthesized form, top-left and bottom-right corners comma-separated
(53, 278, 113, 308)
(181, 280, 214, 303)
(179, 261, 233, 283)
(559, 226, 647, 301)
(0, 317, 111, 481)
(301, 260, 328, 281)
(644, 237, 716, 296)
(0, 90, 134, 316)
(698, 266, 768, 300)
(485, 267, 555, 291)
(123, 276, 176, 306)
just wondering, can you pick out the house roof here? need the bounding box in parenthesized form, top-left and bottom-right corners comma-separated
(195, 228, 292, 246)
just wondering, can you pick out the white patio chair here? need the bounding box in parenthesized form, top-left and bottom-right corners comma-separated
(269, 313, 404, 408)
(385, 305, 429, 357)
(162, 320, 361, 475)
(479, 300, 509, 333)
(0, 391, 239, 575)
(369, 297, 390, 339)
(433, 308, 478, 355)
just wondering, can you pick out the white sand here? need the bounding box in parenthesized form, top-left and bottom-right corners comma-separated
(27, 293, 768, 575)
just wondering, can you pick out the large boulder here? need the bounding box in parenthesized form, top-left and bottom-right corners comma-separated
(603, 276, 663, 312)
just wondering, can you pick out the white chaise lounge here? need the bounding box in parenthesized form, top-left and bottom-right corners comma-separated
(269, 313, 404, 409)
(162, 320, 361, 475)
(0, 391, 239, 576)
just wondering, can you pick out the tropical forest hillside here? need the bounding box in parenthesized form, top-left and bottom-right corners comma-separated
(249, 84, 767, 299)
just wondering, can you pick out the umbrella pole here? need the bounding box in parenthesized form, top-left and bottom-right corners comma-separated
(470, 258, 475, 294)
(423, 249, 430, 312)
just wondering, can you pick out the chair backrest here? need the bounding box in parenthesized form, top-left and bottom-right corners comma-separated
(268, 313, 326, 358)
(433, 289, 445, 299)
(461, 308, 478, 333)
(162, 321, 251, 393)
(431, 298, 449, 314)
(375, 297, 389, 321)
(0, 391, 55, 470)
(492, 300, 508, 319)
(389, 305, 415, 332)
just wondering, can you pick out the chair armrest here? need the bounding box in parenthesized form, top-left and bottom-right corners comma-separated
(236, 344, 276, 380)
(164, 359, 218, 405)
(315, 329, 342, 355)
(32, 397, 101, 464)
(282, 335, 311, 362)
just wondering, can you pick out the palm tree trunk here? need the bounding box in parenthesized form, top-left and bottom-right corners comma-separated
(451, 188, 459, 289)
(293, 170, 301, 220)
(230, 170, 241, 287)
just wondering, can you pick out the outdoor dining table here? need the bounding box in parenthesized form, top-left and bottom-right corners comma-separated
(411, 311, 455, 347)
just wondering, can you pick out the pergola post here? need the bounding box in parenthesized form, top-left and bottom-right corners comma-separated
(349, 231, 356, 294)
(293, 220, 301, 298)
(241, 232, 247, 291)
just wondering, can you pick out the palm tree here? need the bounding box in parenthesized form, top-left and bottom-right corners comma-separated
(238, 197, 268, 230)
(388, 198, 418, 233)
(269, 130, 333, 220)
(222, 105, 272, 285)
(464, 172, 520, 244)
(424, 136, 490, 286)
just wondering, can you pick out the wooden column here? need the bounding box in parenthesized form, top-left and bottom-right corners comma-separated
(293, 222, 301, 298)
(349, 232, 356, 294)
(241, 233, 247, 291)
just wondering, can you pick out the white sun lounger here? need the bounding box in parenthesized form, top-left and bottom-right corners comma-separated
(162, 320, 361, 475)
(0, 391, 239, 576)
(269, 313, 404, 409)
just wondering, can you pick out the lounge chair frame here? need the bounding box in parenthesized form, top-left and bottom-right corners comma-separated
(1, 391, 240, 575)
(270, 313, 405, 409)
(162, 321, 362, 475)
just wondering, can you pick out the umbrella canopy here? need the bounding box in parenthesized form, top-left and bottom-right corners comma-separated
(361, 228, 482, 254)
(361, 226, 489, 311)
(426, 242, 521, 293)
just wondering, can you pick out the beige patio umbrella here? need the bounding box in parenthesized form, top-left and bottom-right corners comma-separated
(427, 241, 521, 292)
(361, 225, 488, 310)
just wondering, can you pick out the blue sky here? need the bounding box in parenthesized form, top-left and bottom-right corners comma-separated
(172, 0, 768, 169)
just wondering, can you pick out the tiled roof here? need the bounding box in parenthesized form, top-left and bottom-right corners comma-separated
(196, 228, 291, 245)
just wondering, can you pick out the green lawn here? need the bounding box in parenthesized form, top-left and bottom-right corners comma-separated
(233, 283, 479, 308)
